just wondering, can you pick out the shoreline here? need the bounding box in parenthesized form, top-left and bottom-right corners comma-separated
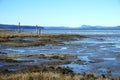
(0, 29, 120, 80)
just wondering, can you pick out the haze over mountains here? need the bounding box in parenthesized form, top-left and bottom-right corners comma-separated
(0, 24, 120, 30)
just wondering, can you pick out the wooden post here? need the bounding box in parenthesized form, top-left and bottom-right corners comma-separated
(40, 26, 42, 34)
(18, 22, 21, 33)
(38, 28, 41, 34)
(36, 25, 38, 34)
(38, 27, 40, 35)
(36, 25, 42, 34)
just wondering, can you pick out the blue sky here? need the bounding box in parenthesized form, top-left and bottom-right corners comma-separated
(0, 0, 120, 27)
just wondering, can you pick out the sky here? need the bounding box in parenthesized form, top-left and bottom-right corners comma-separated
(0, 0, 120, 27)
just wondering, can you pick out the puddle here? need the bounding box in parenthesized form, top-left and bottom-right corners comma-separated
(9, 37, 39, 41)
(0, 62, 7, 68)
(77, 56, 89, 61)
(100, 47, 107, 50)
(60, 47, 67, 50)
(0, 45, 8, 49)
(22, 37, 38, 41)
(14, 57, 35, 61)
(5, 48, 25, 53)
(8, 68, 17, 72)
(103, 58, 116, 61)
(115, 44, 120, 48)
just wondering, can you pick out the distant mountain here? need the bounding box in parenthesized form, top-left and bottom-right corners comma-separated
(79, 25, 120, 30)
(0, 24, 120, 30)
(44, 25, 120, 30)
(0, 24, 44, 30)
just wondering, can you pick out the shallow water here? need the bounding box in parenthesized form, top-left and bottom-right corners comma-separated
(1, 30, 120, 76)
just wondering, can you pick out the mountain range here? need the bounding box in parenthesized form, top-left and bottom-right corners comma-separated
(0, 24, 120, 30)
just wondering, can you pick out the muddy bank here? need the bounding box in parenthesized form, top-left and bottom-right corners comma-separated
(0, 64, 120, 80)
(0, 53, 79, 73)
(0, 52, 118, 79)
(0, 32, 86, 47)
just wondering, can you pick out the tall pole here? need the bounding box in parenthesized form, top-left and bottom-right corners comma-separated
(39, 26, 41, 34)
(36, 25, 42, 34)
(38, 28, 40, 34)
(36, 25, 38, 34)
(18, 22, 21, 33)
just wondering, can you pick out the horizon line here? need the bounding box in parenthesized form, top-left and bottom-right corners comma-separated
(0, 23, 120, 27)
